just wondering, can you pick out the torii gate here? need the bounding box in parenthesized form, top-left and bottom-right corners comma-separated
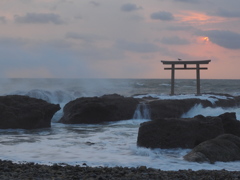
(161, 60, 211, 95)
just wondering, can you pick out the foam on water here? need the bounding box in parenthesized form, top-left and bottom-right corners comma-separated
(182, 104, 240, 119)
(133, 93, 233, 105)
(1, 118, 240, 170)
(0, 79, 240, 170)
(133, 103, 151, 120)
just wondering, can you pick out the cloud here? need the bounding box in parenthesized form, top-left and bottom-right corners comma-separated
(121, 3, 142, 12)
(160, 36, 190, 45)
(209, 9, 240, 18)
(173, 0, 199, 3)
(150, 11, 174, 21)
(65, 32, 104, 43)
(0, 36, 128, 78)
(90, 1, 100, 7)
(0, 37, 28, 48)
(14, 13, 65, 24)
(166, 25, 194, 31)
(0, 37, 88, 78)
(115, 40, 159, 53)
(197, 30, 240, 49)
(0, 16, 6, 24)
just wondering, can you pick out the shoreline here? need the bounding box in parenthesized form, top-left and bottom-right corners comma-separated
(0, 160, 240, 180)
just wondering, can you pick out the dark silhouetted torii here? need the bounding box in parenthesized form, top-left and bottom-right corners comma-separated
(161, 60, 211, 95)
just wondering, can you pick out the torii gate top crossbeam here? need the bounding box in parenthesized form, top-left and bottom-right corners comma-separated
(161, 60, 211, 65)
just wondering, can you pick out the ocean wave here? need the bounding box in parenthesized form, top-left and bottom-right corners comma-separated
(8, 89, 79, 104)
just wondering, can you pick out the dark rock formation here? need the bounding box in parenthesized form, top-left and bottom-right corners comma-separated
(57, 92, 240, 125)
(132, 93, 240, 120)
(0, 95, 60, 129)
(59, 93, 240, 125)
(218, 112, 240, 136)
(137, 112, 240, 149)
(214, 95, 240, 107)
(147, 94, 240, 120)
(184, 134, 240, 163)
(137, 115, 224, 149)
(59, 94, 139, 124)
(148, 99, 212, 119)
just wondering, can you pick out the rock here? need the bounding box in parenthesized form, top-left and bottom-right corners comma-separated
(137, 112, 240, 149)
(218, 112, 240, 136)
(137, 115, 224, 149)
(149, 99, 212, 119)
(0, 95, 60, 129)
(141, 94, 240, 119)
(184, 134, 240, 163)
(59, 94, 139, 124)
(214, 96, 239, 107)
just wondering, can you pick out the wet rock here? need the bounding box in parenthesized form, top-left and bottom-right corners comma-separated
(218, 112, 240, 136)
(59, 94, 139, 124)
(144, 94, 240, 119)
(149, 99, 212, 119)
(137, 115, 224, 149)
(0, 95, 60, 129)
(184, 134, 240, 163)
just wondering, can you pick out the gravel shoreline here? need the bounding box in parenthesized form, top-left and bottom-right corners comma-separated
(0, 160, 239, 180)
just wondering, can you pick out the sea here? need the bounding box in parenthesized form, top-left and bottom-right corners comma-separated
(0, 78, 240, 171)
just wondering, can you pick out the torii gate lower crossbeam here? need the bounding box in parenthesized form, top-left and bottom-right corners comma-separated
(161, 60, 211, 95)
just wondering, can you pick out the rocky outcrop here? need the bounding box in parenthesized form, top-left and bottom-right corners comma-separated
(219, 112, 240, 136)
(148, 99, 211, 119)
(184, 134, 240, 163)
(137, 115, 224, 149)
(59, 94, 139, 124)
(147, 94, 240, 119)
(137, 112, 240, 149)
(59, 94, 240, 124)
(0, 95, 60, 129)
(132, 93, 240, 120)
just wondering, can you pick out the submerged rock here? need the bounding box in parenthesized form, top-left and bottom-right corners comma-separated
(184, 134, 240, 163)
(59, 94, 139, 124)
(0, 95, 60, 129)
(137, 115, 224, 149)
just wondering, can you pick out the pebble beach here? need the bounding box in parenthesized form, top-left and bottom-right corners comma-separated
(0, 160, 239, 180)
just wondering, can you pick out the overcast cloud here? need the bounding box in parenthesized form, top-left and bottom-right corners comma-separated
(121, 3, 142, 12)
(150, 11, 175, 21)
(115, 40, 159, 53)
(197, 30, 240, 49)
(14, 13, 65, 24)
(173, 0, 199, 3)
(0, 16, 6, 24)
(0, 0, 240, 79)
(160, 36, 190, 45)
(208, 9, 240, 18)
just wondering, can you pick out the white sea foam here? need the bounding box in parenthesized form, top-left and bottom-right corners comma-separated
(133, 93, 233, 105)
(1, 118, 240, 170)
(133, 103, 151, 120)
(182, 104, 240, 119)
(0, 79, 240, 170)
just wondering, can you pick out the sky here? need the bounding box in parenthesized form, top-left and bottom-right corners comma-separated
(0, 0, 240, 79)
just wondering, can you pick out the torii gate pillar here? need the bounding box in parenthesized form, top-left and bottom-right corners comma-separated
(161, 60, 211, 95)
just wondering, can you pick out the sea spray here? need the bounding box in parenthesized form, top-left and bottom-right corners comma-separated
(133, 103, 151, 119)
(1, 79, 240, 170)
(181, 104, 240, 119)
